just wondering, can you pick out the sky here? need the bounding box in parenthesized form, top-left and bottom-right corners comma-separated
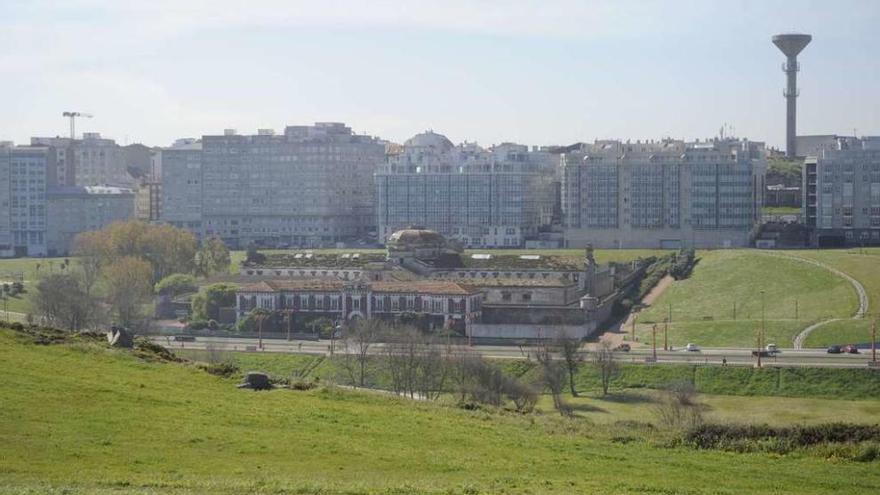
(1, 0, 878, 149)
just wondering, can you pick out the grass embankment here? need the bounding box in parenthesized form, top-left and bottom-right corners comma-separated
(3, 328, 880, 494)
(635, 250, 857, 347)
(795, 249, 880, 347)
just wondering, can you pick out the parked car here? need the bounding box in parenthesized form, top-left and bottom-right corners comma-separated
(766, 343, 779, 354)
(615, 343, 631, 352)
(826, 345, 843, 354)
(843, 345, 860, 354)
(685, 343, 700, 352)
(173, 335, 196, 342)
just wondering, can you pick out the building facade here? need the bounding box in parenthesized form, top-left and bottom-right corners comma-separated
(561, 138, 766, 249)
(158, 140, 202, 232)
(803, 137, 880, 246)
(236, 279, 482, 332)
(375, 132, 557, 248)
(200, 123, 384, 248)
(0, 145, 51, 256)
(31, 133, 137, 187)
(46, 185, 135, 255)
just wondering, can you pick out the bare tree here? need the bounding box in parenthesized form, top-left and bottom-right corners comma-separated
(557, 332, 585, 397)
(592, 341, 619, 396)
(383, 326, 448, 400)
(652, 381, 703, 430)
(103, 256, 154, 329)
(338, 319, 381, 387)
(534, 340, 572, 416)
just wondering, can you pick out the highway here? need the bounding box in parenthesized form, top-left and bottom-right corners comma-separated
(149, 335, 880, 369)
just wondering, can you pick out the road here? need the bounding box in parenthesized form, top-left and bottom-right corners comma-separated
(150, 335, 879, 369)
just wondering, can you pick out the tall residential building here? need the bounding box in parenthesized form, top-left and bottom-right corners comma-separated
(561, 138, 766, 249)
(0, 145, 51, 256)
(375, 131, 557, 247)
(46, 185, 135, 255)
(803, 137, 880, 246)
(30, 133, 138, 187)
(200, 123, 384, 248)
(155, 139, 202, 229)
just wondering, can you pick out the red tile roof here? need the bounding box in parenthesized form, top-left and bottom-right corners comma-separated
(238, 278, 478, 296)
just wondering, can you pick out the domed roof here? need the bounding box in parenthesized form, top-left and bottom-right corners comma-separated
(404, 130, 454, 151)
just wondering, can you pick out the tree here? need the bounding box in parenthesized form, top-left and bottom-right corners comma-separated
(534, 340, 571, 416)
(72, 230, 109, 297)
(72, 221, 198, 283)
(195, 237, 231, 277)
(338, 319, 381, 387)
(191, 283, 238, 321)
(245, 242, 266, 264)
(30, 273, 98, 331)
(592, 341, 619, 396)
(652, 381, 703, 431)
(557, 332, 585, 397)
(103, 256, 153, 329)
(154, 273, 198, 297)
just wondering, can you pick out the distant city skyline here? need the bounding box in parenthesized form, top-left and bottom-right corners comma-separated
(2, 0, 878, 149)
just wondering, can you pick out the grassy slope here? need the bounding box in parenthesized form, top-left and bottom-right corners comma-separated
(2, 329, 879, 494)
(635, 250, 857, 347)
(795, 249, 880, 347)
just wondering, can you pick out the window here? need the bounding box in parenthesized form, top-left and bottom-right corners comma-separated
(521, 293, 532, 302)
(501, 291, 512, 302)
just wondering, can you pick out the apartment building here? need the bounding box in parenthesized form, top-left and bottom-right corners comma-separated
(561, 138, 766, 248)
(803, 137, 880, 246)
(375, 131, 557, 247)
(46, 185, 135, 255)
(0, 144, 51, 256)
(199, 123, 384, 248)
(30, 133, 145, 187)
(158, 139, 202, 233)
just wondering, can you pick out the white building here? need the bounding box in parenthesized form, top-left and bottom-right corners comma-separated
(375, 131, 557, 248)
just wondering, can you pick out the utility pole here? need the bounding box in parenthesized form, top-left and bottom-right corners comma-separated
(258, 315, 264, 350)
(795, 299, 799, 320)
(733, 301, 736, 320)
(631, 315, 637, 341)
(871, 316, 877, 366)
(667, 303, 672, 324)
(286, 311, 292, 341)
(663, 318, 668, 351)
(652, 324, 658, 362)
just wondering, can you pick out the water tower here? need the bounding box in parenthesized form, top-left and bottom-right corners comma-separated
(772, 33, 812, 158)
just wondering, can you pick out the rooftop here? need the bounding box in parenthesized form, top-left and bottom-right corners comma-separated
(240, 278, 478, 295)
(243, 252, 386, 269)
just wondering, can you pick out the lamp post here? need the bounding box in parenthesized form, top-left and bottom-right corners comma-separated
(652, 324, 658, 362)
(871, 315, 877, 366)
(757, 290, 766, 368)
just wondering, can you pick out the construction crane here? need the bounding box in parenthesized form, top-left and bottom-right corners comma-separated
(61, 111, 93, 139)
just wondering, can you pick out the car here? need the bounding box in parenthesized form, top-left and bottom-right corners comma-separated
(685, 343, 700, 352)
(826, 345, 843, 354)
(173, 335, 196, 342)
(752, 350, 773, 358)
(614, 343, 631, 352)
(766, 343, 779, 353)
(843, 345, 860, 354)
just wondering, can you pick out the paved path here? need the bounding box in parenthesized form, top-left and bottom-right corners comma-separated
(601, 275, 675, 347)
(758, 252, 868, 349)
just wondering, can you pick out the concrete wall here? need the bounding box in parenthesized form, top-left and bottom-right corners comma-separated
(564, 227, 752, 249)
(468, 323, 597, 340)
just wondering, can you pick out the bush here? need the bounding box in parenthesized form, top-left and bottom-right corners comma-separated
(186, 320, 209, 331)
(198, 362, 240, 378)
(684, 423, 880, 452)
(207, 319, 219, 331)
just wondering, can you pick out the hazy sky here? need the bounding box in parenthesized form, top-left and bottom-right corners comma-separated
(2, 0, 878, 149)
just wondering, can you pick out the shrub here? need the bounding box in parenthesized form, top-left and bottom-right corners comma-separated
(186, 320, 209, 331)
(198, 362, 240, 378)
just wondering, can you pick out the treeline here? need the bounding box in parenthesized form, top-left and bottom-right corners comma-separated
(31, 221, 230, 332)
(306, 321, 619, 415)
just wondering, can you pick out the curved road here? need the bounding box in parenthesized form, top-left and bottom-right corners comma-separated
(759, 252, 868, 349)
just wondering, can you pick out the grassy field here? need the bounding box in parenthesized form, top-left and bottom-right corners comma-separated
(794, 249, 880, 347)
(634, 250, 858, 347)
(2, 328, 879, 494)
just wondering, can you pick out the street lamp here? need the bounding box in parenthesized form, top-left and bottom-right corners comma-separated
(756, 290, 766, 368)
(652, 324, 658, 362)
